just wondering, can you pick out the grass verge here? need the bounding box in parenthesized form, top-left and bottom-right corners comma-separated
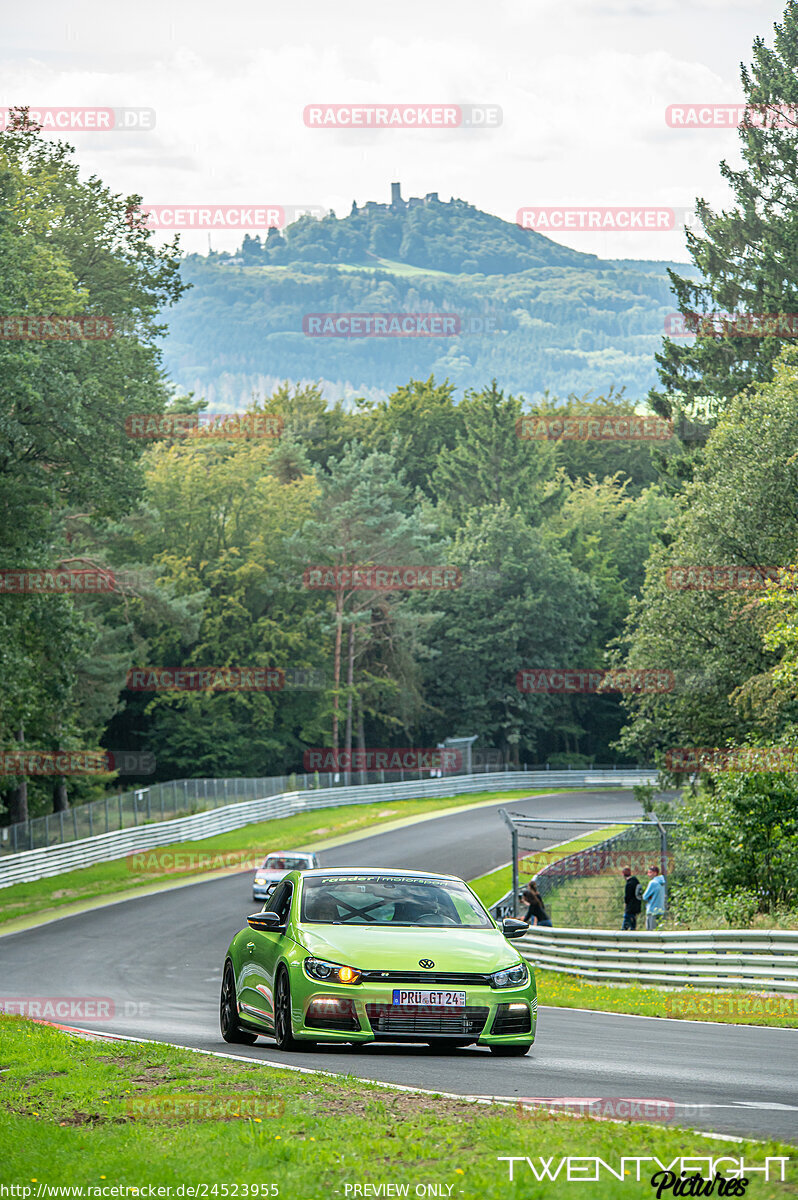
(0, 788, 567, 931)
(2, 1017, 795, 1199)
(535, 969, 798, 1029)
(468, 831, 798, 1030)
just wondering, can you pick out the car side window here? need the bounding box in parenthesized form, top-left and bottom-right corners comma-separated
(265, 881, 293, 925)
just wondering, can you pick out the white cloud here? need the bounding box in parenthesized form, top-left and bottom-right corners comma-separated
(0, 0, 786, 259)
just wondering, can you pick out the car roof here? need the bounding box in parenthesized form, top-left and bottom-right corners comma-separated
(264, 850, 316, 857)
(298, 867, 459, 881)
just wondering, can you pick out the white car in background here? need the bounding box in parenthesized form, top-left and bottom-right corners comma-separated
(252, 850, 320, 901)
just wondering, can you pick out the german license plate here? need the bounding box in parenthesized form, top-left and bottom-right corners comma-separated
(391, 989, 466, 1007)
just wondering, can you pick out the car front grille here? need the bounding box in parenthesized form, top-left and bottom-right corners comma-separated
(365, 1004, 488, 1038)
(359, 971, 491, 986)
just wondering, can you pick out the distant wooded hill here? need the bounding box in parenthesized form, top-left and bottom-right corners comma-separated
(160, 192, 697, 405)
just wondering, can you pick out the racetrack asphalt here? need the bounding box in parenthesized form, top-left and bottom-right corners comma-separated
(1, 788, 796, 1142)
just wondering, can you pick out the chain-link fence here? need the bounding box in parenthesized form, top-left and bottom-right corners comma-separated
(0, 761, 651, 856)
(495, 814, 680, 930)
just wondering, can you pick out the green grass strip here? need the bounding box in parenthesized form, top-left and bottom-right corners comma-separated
(2, 1017, 795, 1198)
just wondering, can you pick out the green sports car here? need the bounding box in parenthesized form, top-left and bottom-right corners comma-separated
(220, 867, 536, 1055)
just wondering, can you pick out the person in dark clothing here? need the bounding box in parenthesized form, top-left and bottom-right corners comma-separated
(621, 865, 642, 930)
(521, 880, 553, 927)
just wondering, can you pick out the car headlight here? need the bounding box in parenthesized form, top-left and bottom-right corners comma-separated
(304, 957, 362, 985)
(254, 875, 266, 883)
(489, 961, 529, 989)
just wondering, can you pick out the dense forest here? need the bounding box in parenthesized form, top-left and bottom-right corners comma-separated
(162, 200, 697, 404)
(6, 0, 798, 916)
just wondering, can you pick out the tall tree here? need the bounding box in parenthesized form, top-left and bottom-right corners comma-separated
(292, 444, 440, 765)
(651, 2, 798, 421)
(0, 111, 185, 819)
(431, 381, 556, 525)
(617, 347, 798, 764)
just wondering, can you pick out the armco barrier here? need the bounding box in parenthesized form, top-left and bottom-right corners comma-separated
(0, 769, 656, 890)
(517, 927, 798, 992)
(0, 765, 655, 855)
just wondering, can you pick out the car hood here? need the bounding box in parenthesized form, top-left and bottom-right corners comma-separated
(295, 924, 521, 973)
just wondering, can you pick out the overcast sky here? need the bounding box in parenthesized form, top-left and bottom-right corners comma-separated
(2, 0, 786, 261)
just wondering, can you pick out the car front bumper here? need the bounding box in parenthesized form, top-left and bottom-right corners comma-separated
(286, 965, 537, 1045)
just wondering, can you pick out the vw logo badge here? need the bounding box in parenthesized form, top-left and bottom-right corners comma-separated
(419, 959, 435, 969)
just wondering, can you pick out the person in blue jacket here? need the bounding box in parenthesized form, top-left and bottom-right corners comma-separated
(642, 865, 666, 930)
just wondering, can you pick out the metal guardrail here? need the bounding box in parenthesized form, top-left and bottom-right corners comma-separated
(0, 764, 655, 855)
(517, 927, 798, 993)
(0, 769, 655, 890)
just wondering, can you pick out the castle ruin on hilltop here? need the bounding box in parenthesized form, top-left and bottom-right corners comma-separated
(351, 183, 441, 214)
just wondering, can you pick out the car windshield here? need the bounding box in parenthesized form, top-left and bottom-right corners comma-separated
(263, 855, 310, 871)
(300, 874, 492, 927)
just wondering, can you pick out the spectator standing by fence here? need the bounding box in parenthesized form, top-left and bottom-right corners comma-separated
(642, 865, 666, 930)
(621, 866, 642, 930)
(521, 880, 553, 927)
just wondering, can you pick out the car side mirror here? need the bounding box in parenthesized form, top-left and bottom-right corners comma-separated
(502, 917, 529, 939)
(247, 911, 281, 931)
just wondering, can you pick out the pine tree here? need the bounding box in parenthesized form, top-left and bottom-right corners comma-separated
(651, 1, 798, 420)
